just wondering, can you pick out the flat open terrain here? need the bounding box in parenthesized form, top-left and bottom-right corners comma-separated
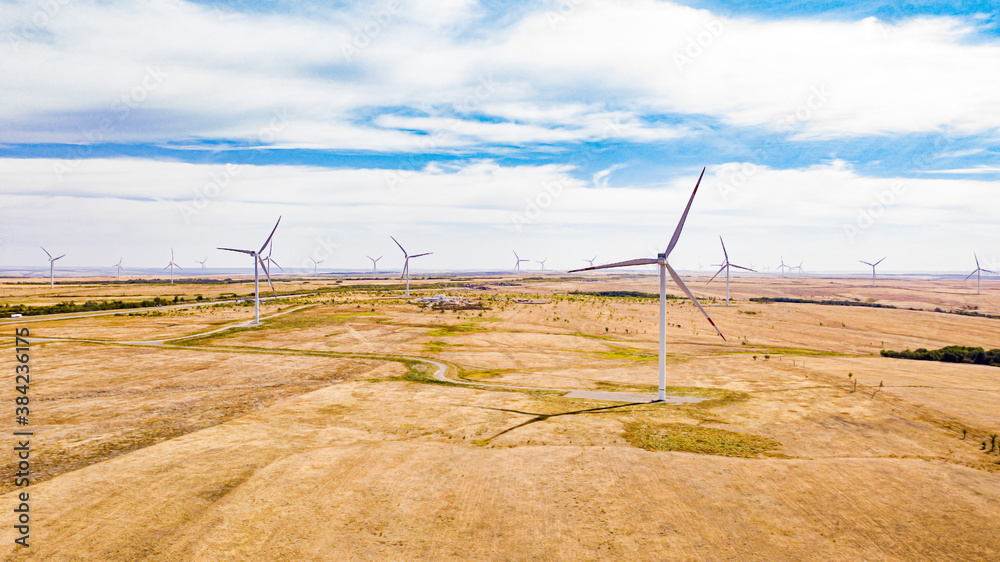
(1, 273, 998, 560)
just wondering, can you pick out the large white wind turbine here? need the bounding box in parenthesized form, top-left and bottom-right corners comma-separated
(570, 167, 725, 402)
(367, 255, 381, 276)
(196, 257, 208, 275)
(707, 237, 754, 305)
(966, 253, 996, 295)
(859, 257, 885, 287)
(513, 251, 530, 277)
(163, 249, 182, 284)
(41, 247, 66, 289)
(392, 236, 431, 297)
(218, 217, 281, 324)
(113, 258, 124, 281)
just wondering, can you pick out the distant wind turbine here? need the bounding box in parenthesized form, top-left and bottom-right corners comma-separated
(707, 237, 754, 305)
(113, 257, 124, 281)
(513, 251, 530, 277)
(308, 257, 324, 275)
(536, 258, 548, 271)
(571, 167, 724, 402)
(163, 249, 182, 284)
(966, 253, 996, 295)
(367, 255, 382, 276)
(196, 257, 208, 275)
(778, 257, 791, 277)
(218, 217, 281, 324)
(41, 247, 66, 289)
(392, 236, 431, 297)
(859, 257, 885, 287)
(793, 261, 804, 274)
(583, 255, 597, 267)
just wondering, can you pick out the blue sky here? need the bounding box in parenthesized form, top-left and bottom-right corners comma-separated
(1, 0, 998, 274)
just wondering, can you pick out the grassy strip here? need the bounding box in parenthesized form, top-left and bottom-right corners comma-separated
(623, 421, 781, 457)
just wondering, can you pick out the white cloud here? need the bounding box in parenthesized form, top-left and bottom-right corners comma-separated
(2, 0, 998, 148)
(1, 156, 998, 272)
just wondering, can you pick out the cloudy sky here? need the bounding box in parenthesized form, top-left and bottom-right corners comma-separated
(2, 0, 998, 274)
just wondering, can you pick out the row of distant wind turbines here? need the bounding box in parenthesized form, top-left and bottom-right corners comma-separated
(36, 167, 998, 402)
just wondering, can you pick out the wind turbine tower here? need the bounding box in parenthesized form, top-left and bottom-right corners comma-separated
(196, 257, 208, 275)
(392, 236, 431, 297)
(571, 167, 724, 402)
(512, 251, 530, 277)
(966, 253, 996, 295)
(218, 217, 281, 324)
(859, 257, 885, 287)
(308, 257, 324, 275)
(707, 237, 754, 305)
(164, 249, 182, 284)
(367, 255, 382, 276)
(41, 247, 66, 289)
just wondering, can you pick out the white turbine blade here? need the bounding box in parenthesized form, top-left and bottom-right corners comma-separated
(410, 252, 432, 258)
(218, 247, 254, 255)
(400, 258, 408, 280)
(707, 264, 727, 284)
(258, 217, 282, 254)
(730, 264, 755, 272)
(875, 257, 886, 266)
(175, 263, 183, 270)
(666, 262, 725, 340)
(719, 236, 728, 262)
(391, 236, 407, 256)
(376, 256, 381, 262)
(975, 253, 980, 269)
(269, 259, 284, 272)
(664, 166, 706, 258)
(41, 247, 52, 259)
(982, 269, 998, 274)
(964, 270, 978, 281)
(568, 257, 658, 273)
(513, 250, 520, 261)
(259, 255, 275, 294)
(54, 254, 66, 261)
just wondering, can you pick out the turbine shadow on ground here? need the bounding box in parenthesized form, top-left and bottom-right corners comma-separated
(463, 403, 638, 441)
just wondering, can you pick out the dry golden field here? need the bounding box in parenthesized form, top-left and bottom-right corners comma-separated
(1, 273, 998, 560)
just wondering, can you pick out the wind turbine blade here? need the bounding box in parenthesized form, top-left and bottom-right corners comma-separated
(568, 257, 659, 273)
(376, 256, 381, 262)
(258, 217, 282, 254)
(719, 236, 728, 262)
(860, 261, 873, 267)
(975, 253, 980, 269)
(707, 264, 726, 284)
(730, 264, 755, 272)
(218, 247, 254, 255)
(410, 252, 432, 258)
(666, 262, 725, 340)
(270, 259, 284, 272)
(41, 247, 52, 259)
(175, 264, 183, 270)
(965, 270, 978, 281)
(54, 255, 66, 261)
(400, 258, 408, 280)
(391, 236, 407, 256)
(875, 257, 886, 266)
(664, 166, 706, 258)
(982, 269, 998, 274)
(258, 256, 275, 294)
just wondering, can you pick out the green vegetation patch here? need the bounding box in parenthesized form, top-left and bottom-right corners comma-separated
(592, 346, 660, 361)
(427, 323, 488, 337)
(881, 345, 1000, 367)
(456, 368, 516, 381)
(569, 290, 678, 300)
(750, 296, 897, 309)
(623, 421, 780, 457)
